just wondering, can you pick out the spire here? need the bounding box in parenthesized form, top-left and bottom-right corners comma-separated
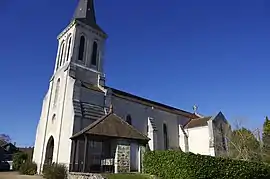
(73, 0, 105, 34)
(73, 0, 96, 24)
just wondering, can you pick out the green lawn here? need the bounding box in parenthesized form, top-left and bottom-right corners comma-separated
(103, 173, 153, 179)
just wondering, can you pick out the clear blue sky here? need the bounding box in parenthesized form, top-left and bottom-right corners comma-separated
(0, 0, 270, 147)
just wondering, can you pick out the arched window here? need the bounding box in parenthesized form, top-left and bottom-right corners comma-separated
(78, 36, 85, 61)
(126, 115, 132, 125)
(91, 41, 98, 66)
(53, 79, 60, 108)
(45, 136, 54, 165)
(66, 36, 72, 61)
(52, 114, 56, 124)
(59, 42, 65, 66)
(163, 123, 168, 150)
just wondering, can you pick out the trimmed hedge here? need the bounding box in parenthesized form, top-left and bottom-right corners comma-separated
(143, 150, 270, 179)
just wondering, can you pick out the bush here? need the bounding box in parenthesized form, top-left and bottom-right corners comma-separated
(43, 163, 67, 179)
(12, 152, 28, 171)
(19, 161, 37, 175)
(143, 150, 270, 179)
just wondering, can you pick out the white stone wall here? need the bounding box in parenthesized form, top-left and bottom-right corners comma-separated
(110, 95, 190, 171)
(72, 23, 106, 76)
(186, 126, 211, 155)
(33, 88, 51, 173)
(33, 23, 78, 173)
(179, 125, 189, 152)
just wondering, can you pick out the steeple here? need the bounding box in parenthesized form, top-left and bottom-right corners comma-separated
(73, 0, 105, 34)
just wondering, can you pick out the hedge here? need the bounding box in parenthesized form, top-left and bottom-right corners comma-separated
(143, 150, 270, 179)
(43, 163, 67, 179)
(19, 161, 37, 175)
(12, 152, 28, 171)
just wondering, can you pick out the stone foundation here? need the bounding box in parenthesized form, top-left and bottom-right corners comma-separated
(68, 172, 104, 179)
(114, 142, 130, 173)
(139, 145, 146, 173)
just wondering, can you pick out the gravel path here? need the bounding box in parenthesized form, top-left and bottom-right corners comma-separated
(0, 172, 42, 179)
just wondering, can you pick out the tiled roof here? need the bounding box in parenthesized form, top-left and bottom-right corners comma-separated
(184, 116, 212, 129)
(71, 112, 149, 142)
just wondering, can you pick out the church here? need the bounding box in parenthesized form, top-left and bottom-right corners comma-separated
(33, 0, 230, 174)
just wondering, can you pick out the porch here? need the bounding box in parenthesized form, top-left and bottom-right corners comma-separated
(69, 112, 149, 174)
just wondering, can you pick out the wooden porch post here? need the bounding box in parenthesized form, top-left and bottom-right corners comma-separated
(83, 135, 88, 172)
(71, 140, 77, 172)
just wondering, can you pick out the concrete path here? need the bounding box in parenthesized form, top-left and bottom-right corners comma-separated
(0, 172, 42, 179)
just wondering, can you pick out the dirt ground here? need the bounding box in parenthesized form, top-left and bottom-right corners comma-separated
(0, 172, 42, 179)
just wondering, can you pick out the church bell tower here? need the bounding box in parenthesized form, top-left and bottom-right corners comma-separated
(33, 0, 108, 174)
(54, 0, 107, 86)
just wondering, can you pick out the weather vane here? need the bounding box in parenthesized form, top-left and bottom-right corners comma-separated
(193, 105, 198, 113)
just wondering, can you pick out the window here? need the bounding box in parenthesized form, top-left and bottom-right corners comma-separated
(78, 36, 85, 61)
(126, 115, 132, 125)
(59, 42, 65, 66)
(66, 36, 72, 61)
(53, 79, 60, 108)
(163, 123, 168, 150)
(91, 41, 98, 66)
(52, 114, 56, 123)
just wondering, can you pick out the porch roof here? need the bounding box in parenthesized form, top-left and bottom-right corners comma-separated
(70, 112, 150, 142)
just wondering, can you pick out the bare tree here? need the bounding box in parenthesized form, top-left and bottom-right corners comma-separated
(0, 134, 11, 146)
(214, 119, 264, 162)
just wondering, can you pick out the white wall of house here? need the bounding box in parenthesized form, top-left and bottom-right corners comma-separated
(186, 126, 211, 155)
(179, 125, 189, 152)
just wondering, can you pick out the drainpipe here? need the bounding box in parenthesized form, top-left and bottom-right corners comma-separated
(56, 70, 69, 163)
(39, 79, 54, 174)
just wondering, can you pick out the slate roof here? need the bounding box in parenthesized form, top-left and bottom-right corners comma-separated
(73, 100, 105, 120)
(108, 87, 199, 119)
(72, 0, 106, 35)
(71, 112, 150, 142)
(184, 116, 212, 129)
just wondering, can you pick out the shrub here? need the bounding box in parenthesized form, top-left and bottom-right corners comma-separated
(43, 163, 67, 179)
(12, 152, 28, 171)
(19, 161, 37, 175)
(143, 150, 270, 179)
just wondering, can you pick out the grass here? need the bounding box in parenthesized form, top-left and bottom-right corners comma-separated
(103, 173, 154, 179)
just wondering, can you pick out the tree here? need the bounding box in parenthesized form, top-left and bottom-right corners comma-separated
(0, 134, 11, 146)
(215, 118, 262, 162)
(262, 116, 270, 163)
(228, 127, 262, 162)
